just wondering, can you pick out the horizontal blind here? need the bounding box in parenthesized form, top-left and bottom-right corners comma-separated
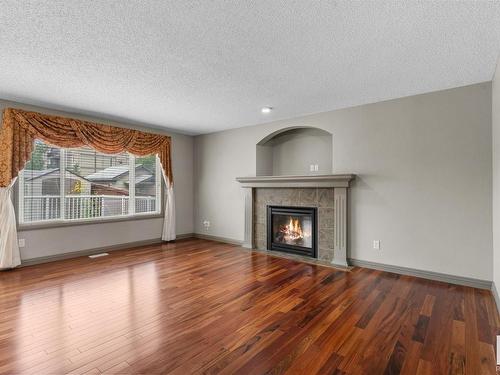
(65, 145, 130, 220)
(19, 140, 161, 224)
(134, 155, 158, 214)
(21, 140, 62, 222)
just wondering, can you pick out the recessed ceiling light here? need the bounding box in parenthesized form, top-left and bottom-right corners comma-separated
(261, 106, 273, 114)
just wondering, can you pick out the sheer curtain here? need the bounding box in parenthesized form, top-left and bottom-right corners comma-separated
(0, 178, 21, 269)
(162, 173, 176, 241)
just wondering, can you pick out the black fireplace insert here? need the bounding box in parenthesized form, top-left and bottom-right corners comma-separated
(267, 206, 317, 258)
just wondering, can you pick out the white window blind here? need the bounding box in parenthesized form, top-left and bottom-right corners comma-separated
(19, 140, 161, 224)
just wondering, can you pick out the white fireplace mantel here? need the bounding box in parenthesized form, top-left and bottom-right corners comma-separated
(236, 174, 355, 268)
(235, 174, 355, 188)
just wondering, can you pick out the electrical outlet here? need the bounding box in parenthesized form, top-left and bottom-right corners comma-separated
(310, 164, 315, 172)
(203, 220, 210, 231)
(18, 239, 25, 248)
(373, 240, 380, 250)
(314, 164, 319, 171)
(497, 336, 500, 366)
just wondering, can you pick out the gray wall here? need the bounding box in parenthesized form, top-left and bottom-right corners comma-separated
(256, 128, 333, 176)
(0, 100, 194, 260)
(195, 83, 492, 280)
(493, 59, 500, 292)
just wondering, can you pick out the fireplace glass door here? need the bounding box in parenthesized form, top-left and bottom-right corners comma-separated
(267, 206, 317, 258)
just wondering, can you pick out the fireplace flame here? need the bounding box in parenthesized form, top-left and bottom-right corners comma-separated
(280, 217, 306, 242)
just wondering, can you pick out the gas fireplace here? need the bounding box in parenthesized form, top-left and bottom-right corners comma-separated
(267, 206, 317, 258)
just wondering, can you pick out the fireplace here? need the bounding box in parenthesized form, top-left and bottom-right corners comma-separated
(267, 206, 317, 258)
(237, 174, 355, 267)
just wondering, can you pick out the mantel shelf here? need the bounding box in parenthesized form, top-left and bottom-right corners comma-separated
(235, 174, 355, 188)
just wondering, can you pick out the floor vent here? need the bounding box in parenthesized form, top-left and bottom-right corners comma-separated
(88, 253, 109, 259)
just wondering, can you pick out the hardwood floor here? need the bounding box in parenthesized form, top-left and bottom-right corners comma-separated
(0, 238, 498, 374)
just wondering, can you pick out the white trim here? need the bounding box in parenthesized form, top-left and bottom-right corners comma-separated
(236, 174, 355, 188)
(242, 188, 253, 248)
(129, 154, 135, 215)
(19, 211, 161, 228)
(59, 148, 66, 220)
(155, 155, 162, 215)
(18, 167, 24, 224)
(333, 187, 348, 267)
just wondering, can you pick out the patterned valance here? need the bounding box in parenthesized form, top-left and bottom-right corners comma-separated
(0, 108, 173, 187)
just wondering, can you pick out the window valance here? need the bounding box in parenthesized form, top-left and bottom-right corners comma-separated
(0, 108, 173, 187)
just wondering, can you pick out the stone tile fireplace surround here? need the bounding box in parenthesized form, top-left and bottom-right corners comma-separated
(236, 175, 355, 268)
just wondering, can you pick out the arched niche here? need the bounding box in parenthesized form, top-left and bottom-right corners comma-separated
(256, 127, 333, 176)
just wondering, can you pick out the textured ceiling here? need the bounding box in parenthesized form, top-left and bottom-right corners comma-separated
(1, 1, 500, 134)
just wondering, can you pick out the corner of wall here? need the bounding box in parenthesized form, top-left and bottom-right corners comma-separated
(492, 52, 500, 312)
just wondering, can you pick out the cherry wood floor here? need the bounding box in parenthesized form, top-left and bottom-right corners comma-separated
(0, 238, 498, 374)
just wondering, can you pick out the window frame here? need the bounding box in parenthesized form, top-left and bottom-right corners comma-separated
(15, 146, 164, 230)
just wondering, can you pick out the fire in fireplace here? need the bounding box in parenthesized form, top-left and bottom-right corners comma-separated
(267, 206, 317, 258)
(275, 216, 311, 246)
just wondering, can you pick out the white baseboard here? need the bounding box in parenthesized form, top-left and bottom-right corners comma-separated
(349, 258, 492, 290)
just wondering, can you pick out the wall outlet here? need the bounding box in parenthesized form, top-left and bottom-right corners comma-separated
(373, 240, 380, 250)
(314, 164, 319, 171)
(310, 164, 315, 172)
(203, 220, 210, 231)
(18, 239, 26, 248)
(497, 336, 500, 366)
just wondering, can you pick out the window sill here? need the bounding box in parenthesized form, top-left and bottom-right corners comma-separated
(18, 213, 164, 232)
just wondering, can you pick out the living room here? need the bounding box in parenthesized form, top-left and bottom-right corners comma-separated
(1, 1, 500, 374)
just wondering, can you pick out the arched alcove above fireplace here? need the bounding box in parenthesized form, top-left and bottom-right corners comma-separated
(256, 127, 333, 176)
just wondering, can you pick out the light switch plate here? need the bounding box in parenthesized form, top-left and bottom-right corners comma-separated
(373, 240, 380, 250)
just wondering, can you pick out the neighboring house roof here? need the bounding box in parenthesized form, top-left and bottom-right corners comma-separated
(22, 168, 88, 181)
(85, 165, 129, 181)
(22, 168, 59, 181)
(86, 164, 153, 184)
(131, 175, 154, 185)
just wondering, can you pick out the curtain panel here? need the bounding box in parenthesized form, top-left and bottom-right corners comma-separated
(0, 179, 20, 269)
(0, 108, 176, 269)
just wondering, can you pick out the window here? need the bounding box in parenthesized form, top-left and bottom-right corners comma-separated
(18, 140, 162, 225)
